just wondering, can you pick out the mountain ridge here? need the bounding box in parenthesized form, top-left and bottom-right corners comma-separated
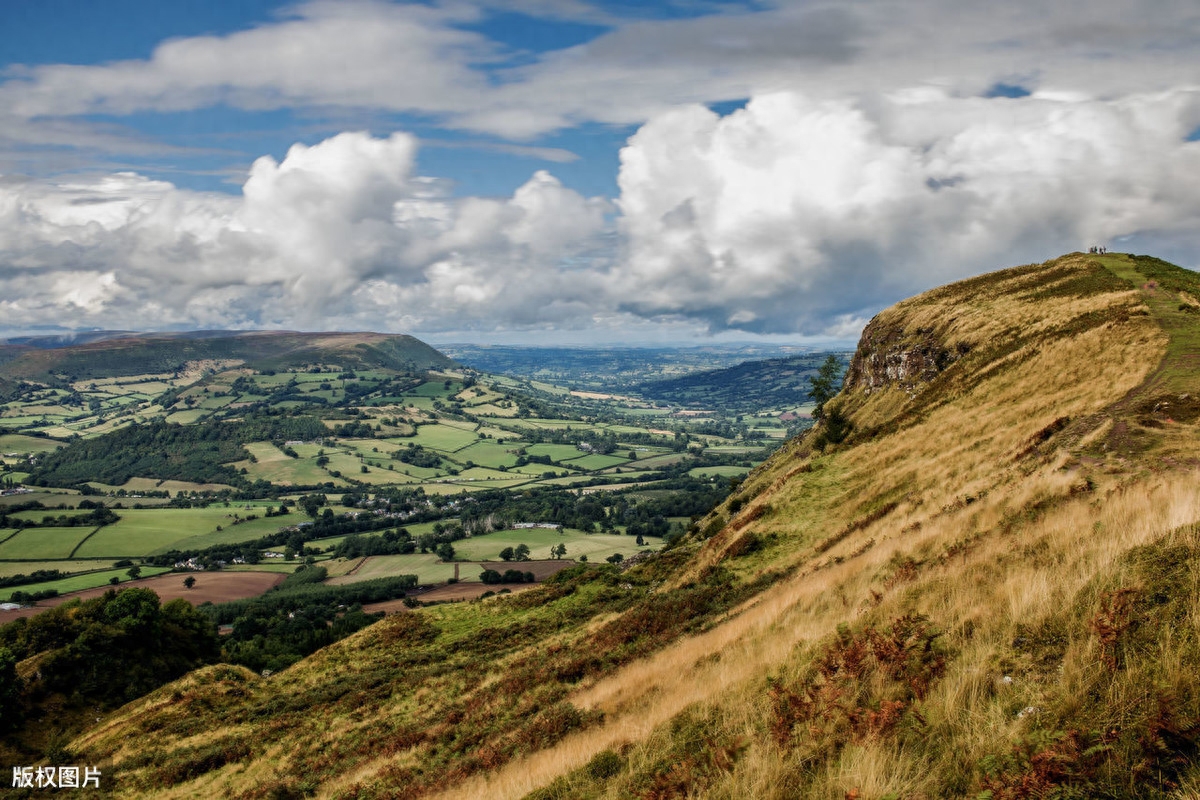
(0, 330, 455, 388)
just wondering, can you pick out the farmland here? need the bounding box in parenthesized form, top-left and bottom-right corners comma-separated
(0, 334, 815, 628)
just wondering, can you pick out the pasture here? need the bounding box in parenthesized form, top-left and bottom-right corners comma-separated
(0, 434, 63, 455)
(453, 529, 645, 563)
(0, 527, 94, 559)
(562, 453, 629, 470)
(69, 507, 299, 558)
(0, 559, 117, 578)
(409, 424, 481, 452)
(526, 443, 585, 462)
(689, 465, 752, 478)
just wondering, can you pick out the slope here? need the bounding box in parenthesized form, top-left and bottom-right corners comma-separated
(66, 253, 1200, 799)
(632, 353, 851, 414)
(0, 331, 454, 385)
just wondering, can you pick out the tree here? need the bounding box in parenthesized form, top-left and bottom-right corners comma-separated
(606, 553, 624, 565)
(807, 355, 845, 421)
(480, 569, 502, 585)
(109, 576, 119, 585)
(499, 546, 515, 561)
(183, 576, 196, 589)
(514, 543, 531, 562)
(435, 542, 456, 562)
(550, 543, 567, 559)
(0, 646, 23, 732)
(126, 565, 142, 580)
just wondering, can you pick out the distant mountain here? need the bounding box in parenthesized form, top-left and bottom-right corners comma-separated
(442, 343, 826, 391)
(0, 330, 137, 348)
(633, 353, 852, 413)
(0, 330, 454, 386)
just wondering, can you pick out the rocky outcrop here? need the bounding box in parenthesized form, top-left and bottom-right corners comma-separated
(842, 316, 965, 395)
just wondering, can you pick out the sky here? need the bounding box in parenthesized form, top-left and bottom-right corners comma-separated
(0, 0, 1198, 346)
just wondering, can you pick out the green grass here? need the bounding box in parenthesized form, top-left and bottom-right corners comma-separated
(409, 423, 482, 453)
(7, 509, 92, 523)
(0, 566, 172, 602)
(631, 453, 688, 469)
(453, 529, 647, 562)
(69, 507, 297, 558)
(0, 559, 117, 578)
(561, 453, 629, 470)
(0, 527, 95, 559)
(688, 465, 751, 478)
(408, 381, 456, 398)
(454, 441, 523, 469)
(325, 529, 652, 585)
(237, 442, 336, 485)
(0, 434, 64, 455)
(526, 443, 585, 462)
(327, 552, 458, 584)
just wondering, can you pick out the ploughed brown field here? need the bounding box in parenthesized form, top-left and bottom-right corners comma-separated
(0, 571, 286, 620)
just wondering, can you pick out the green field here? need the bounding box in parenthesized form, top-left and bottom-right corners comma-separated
(327, 552, 456, 585)
(689, 465, 752, 478)
(70, 507, 299, 558)
(0, 527, 95, 559)
(561, 453, 629, 471)
(0, 559, 118, 578)
(238, 442, 338, 485)
(409, 424, 482, 452)
(0, 566, 172, 602)
(525, 443, 585, 462)
(0, 434, 64, 455)
(453, 529, 646, 563)
(324, 528, 649, 587)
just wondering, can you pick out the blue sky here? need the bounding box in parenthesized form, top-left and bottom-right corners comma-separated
(0, 0, 1198, 343)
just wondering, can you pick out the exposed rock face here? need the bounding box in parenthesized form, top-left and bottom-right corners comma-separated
(842, 315, 963, 395)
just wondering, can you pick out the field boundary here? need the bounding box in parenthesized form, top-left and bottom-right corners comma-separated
(67, 525, 106, 559)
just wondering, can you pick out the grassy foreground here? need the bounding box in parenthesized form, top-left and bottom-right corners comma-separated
(56, 253, 1200, 798)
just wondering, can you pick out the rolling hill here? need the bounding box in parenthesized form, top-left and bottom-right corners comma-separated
(632, 353, 852, 414)
(0, 330, 454, 387)
(53, 252, 1200, 797)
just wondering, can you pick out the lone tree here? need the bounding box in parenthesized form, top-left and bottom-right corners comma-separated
(514, 543, 531, 562)
(435, 542, 456, 562)
(807, 355, 845, 421)
(499, 546, 515, 561)
(550, 543, 567, 559)
(126, 566, 142, 580)
(183, 576, 196, 589)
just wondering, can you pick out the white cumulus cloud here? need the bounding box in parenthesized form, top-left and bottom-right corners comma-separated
(0, 132, 610, 334)
(607, 89, 1200, 335)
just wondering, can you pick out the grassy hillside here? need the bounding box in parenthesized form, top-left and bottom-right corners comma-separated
(57, 252, 1200, 798)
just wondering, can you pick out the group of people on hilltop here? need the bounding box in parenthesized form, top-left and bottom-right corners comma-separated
(1089, 245, 1108, 254)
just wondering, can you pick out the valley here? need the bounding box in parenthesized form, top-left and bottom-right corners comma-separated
(5, 253, 1200, 799)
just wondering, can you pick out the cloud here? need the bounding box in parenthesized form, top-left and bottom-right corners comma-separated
(608, 88, 1200, 335)
(4, 0, 1197, 146)
(0, 132, 610, 333)
(4, 86, 1200, 341)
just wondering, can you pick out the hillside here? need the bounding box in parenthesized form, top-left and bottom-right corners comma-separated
(632, 353, 851, 414)
(60, 252, 1200, 798)
(0, 331, 454, 386)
